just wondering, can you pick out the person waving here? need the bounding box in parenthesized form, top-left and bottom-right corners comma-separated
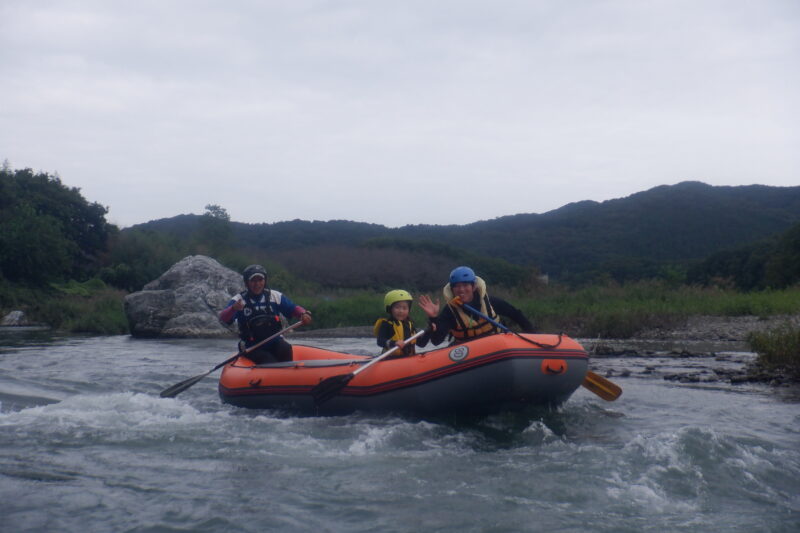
(418, 266, 534, 346)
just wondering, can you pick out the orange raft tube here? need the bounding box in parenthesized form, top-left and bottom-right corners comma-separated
(218, 333, 589, 416)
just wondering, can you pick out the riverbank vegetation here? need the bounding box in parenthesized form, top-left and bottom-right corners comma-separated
(302, 283, 800, 338)
(513, 282, 800, 338)
(747, 325, 800, 379)
(0, 279, 128, 334)
(2, 162, 799, 337)
(4, 277, 800, 338)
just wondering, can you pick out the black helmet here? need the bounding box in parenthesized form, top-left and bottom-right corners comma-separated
(243, 264, 267, 284)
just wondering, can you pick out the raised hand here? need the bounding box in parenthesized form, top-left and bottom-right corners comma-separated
(417, 294, 440, 318)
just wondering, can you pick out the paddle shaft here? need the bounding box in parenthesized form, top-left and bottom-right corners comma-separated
(159, 321, 302, 398)
(354, 329, 428, 376)
(454, 299, 559, 348)
(221, 321, 303, 367)
(311, 329, 428, 404)
(456, 300, 512, 333)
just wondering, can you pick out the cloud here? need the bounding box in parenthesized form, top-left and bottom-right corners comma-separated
(1, 1, 798, 228)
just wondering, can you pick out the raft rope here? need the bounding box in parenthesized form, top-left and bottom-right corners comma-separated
(453, 298, 564, 350)
(510, 331, 564, 350)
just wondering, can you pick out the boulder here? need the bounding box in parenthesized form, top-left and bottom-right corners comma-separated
(1, 310, 29, 326)
(124, 255, 243, 338)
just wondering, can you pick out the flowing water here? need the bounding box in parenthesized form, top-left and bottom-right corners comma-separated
(0, 331, 798, 532)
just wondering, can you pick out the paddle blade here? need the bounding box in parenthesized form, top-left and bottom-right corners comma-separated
(582, 370, 622, 401)
(159, 371, 211, 398)
(311, 373, 355, 405)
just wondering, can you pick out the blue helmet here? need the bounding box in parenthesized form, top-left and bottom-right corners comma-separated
(449, 266, 476, 285)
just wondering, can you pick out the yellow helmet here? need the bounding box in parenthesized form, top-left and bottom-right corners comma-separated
(384, 289, 413, 313)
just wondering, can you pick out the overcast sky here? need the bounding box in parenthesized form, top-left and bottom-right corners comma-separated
(2, 1, 798, 228)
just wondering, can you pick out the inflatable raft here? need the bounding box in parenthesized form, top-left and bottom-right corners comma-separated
(218, 333, 589, 416)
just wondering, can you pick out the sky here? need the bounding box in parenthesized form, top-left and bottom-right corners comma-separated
(1, 1, 798, 229)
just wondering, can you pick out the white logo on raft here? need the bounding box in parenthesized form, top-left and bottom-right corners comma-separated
(449, 346, 469, 362)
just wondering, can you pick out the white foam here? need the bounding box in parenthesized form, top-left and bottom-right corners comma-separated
(347, 425, 394, 455)
(0, 392, 216, 435)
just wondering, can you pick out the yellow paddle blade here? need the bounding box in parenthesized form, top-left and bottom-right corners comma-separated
(582, 370, 622, 401)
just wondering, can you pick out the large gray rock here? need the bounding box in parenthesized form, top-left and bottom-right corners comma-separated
(124, 255, 243, 338)
(1, 310, 29, 326)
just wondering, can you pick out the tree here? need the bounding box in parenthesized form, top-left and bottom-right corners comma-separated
(204, 204, 230, 221)
(0, 204, 74, 282)
(0, 166, 116, 283)
(101, 228, 186, 291)
(195, 204, 232, 255)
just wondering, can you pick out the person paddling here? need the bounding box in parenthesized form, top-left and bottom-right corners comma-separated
(418, 266, 534, 346)
(219, 264, 312, 364)
(374, 289, 433, 358)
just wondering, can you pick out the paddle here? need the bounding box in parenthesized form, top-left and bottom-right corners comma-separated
(159, 321, 303, 398)
(581, 370, 622, 401)
(312, 329, 428, 405)
(451, 298, 622, 401)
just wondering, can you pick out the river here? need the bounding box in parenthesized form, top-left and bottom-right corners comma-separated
(1, 330, 798, 532)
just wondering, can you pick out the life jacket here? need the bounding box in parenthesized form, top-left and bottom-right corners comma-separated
(238, 289, 283, 344)
(373, 317, 419, 356)
(442, 276, 500, 342)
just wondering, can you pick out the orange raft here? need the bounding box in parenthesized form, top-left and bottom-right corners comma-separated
(218, 333, 589, 416)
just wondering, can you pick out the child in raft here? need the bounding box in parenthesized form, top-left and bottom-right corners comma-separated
(374, 289, 434, 357)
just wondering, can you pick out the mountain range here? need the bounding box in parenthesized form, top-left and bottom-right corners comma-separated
(132, 181, 800, 286)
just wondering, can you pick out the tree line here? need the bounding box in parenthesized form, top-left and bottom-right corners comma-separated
(0, 165, 115, 284)
(1, 164, 798, 295)
(687, 222, 800, 290)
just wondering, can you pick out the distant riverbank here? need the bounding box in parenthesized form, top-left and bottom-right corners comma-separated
(590, 314, 800, 387)
(636, 313, 800, 342)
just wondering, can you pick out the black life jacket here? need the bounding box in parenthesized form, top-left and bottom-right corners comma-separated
(238, 289, 282, 344)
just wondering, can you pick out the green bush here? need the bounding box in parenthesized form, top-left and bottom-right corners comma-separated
(747, 325, 800, 377)
(1, 278, 128, 335)
(51, 278, 108, 297)
(293, 282, 800, 339)
(509, 282, 800, 338)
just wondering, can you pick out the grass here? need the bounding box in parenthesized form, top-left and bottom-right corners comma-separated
(3, 278, 799, 339)
(1, 278, 129, 335)
(490, 282, 800, 338)
(747, 324, 800, 377)
(297, 290, 431, 330)
(296, 282, 800, 338)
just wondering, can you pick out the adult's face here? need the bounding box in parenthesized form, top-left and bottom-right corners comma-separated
(451, 282, 475, 303)
(247, 276, 266, 295)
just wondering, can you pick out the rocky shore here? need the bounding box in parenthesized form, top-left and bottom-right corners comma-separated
(588, 314, 800, 388)
(635, 313, 800, 343)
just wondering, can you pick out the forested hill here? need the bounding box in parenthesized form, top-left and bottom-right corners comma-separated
(133, 181, 800, 284)
(418, 181, 800, 280)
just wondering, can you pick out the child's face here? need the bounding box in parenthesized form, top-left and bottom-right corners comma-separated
(390, 301, 410, 321)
